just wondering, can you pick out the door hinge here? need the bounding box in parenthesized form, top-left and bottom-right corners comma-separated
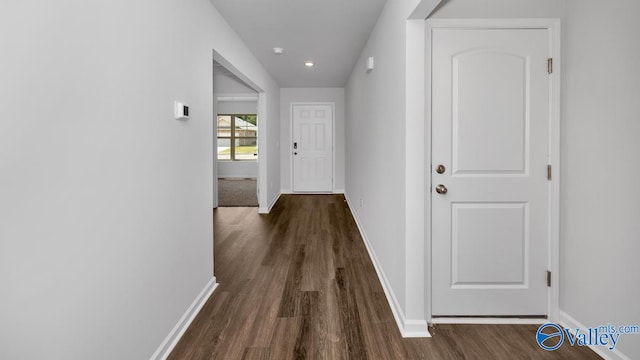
(547, 270, 552, 287)
(547, 58, 553, 74)
(547, 164, 552, 181)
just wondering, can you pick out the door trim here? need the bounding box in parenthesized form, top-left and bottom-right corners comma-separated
(290, 102, 336, 193)
(425, 18, 561, 323)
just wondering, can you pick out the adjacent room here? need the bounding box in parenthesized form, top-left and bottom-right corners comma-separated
(214, 60, 259, 207)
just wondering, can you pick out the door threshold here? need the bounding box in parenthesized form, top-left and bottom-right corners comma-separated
(430, 316, 547, 325)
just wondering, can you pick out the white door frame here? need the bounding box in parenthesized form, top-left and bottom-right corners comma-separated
(425, 18, 561, 323)
(290, 102, 336, 193)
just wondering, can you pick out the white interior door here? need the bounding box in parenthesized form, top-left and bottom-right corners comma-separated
(431, 27, 551, 316)
(292, 104, 333, 192)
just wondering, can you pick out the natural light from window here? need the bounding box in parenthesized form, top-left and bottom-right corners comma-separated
(217, 114, 257, 161)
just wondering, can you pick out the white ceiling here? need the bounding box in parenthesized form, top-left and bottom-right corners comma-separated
(209, 0, 388, 87)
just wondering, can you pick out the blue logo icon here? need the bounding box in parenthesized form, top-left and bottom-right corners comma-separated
(536, 323, 564, 351)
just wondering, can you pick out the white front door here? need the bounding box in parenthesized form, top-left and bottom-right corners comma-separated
(292, 104, 333, 192)
(431, 27, 551, 316)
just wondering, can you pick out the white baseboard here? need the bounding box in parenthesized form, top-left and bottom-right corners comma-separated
(402, 319, 431, 338)
(150, 278, 218, 360)
(217, 176, 258, 179)
(344, 193, 431, 338)
(281, 189, 344, 195)
(431, 317, 546, 325)
(558, 311, 633, 360)
(259, 192, 281, 214)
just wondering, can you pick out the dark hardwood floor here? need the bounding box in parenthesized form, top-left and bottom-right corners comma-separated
(168, 194, 600, 360)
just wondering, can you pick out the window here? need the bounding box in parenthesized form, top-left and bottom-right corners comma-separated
(217, 114, 257, 161)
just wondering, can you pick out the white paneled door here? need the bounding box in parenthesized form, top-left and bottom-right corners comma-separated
(431, 27, 551, 316)
(292, 104, 333, 192)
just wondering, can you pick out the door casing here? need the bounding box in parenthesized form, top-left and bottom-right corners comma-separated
(425, 18, 561, 324)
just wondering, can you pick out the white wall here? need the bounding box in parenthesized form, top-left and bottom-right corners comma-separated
(217, 161, 258, 178)
(217, 101, 257, 115)
(280, 88, 345, 192)
(0, 1, 278, 359)
(213, 72, 256, 95)
(560, 1, 640, 358)
(345, 0, 442, 336)
(263, 93, 281, 212)
(429, 0, 562, 18)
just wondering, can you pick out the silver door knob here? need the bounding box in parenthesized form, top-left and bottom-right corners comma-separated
(435, 184, 448, 194)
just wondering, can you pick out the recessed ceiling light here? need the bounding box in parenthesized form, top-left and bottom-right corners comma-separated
(304, 61, 314, 67)
(273, 47, 284, 55)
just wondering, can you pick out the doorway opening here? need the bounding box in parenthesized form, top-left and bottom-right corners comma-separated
(213, 59, 260, 208)
(216, 112, 258, 207)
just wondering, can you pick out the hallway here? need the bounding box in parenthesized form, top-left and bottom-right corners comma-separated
(168, 195, 600, 359)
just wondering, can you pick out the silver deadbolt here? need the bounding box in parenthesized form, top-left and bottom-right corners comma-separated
(436, 164, 446, 174)
(435, 184, 448, 194)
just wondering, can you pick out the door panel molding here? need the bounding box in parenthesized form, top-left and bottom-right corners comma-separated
(425, 18, 561, 322)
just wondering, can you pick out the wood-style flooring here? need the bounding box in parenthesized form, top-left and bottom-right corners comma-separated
(169, 194, 600, 360)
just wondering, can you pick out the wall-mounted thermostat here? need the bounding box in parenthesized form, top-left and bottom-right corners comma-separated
(174, 101, 189, 120)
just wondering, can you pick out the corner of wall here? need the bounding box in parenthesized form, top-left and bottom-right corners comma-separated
(259, 191, 281, 214)
(150, 278, 218, 360)
(558, 311, 633, 360)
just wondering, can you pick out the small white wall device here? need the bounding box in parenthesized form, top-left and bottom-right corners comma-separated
(366, 56, 374, 73)
(174, 101, 189, 120)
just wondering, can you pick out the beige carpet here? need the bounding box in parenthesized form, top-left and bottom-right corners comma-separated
(217, 178, 258, 207)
